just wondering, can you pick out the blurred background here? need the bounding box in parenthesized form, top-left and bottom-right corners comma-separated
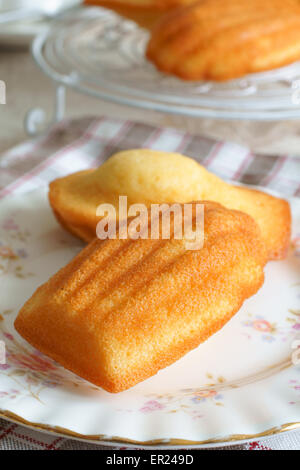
(1, 0, 300, 157)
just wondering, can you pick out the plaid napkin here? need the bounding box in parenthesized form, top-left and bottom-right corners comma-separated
(0, 117, 299, 199)
(0, 116, 299, 450)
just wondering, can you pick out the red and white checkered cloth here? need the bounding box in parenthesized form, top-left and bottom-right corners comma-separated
(0, 116, 299, 450)
(0, 417, 300, 450)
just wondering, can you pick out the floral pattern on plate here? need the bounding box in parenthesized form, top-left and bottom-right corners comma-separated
(0, 188, 299, 447)
(242, 310, 300, 343)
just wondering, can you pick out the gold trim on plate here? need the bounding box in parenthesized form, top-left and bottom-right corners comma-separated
(0, 409, 299, 447)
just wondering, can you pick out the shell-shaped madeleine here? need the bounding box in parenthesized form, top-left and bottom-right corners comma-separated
(15, 202, 266, 392)
(146, 0, 300, 80)
(49, 149, 291, 260)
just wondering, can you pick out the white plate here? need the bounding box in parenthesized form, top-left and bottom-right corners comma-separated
(0, 187, 299, 448)
(0, 19, 48, 47)
(0, 0, 81, 47)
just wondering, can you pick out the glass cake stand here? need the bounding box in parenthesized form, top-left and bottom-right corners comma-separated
(26, 6, 300, 135)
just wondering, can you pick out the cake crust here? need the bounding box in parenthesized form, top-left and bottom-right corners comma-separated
(15, 202, 266, 393)
(84, 0, 196, 30)
(49, 150, 291, 260)
(146, 0, 300, 80)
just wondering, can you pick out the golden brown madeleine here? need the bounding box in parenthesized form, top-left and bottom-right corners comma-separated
(49, 150, 291, 260)
(84, 0, 195, 29)
(146, 0, 300, 80)
(15, 202, 266, 393)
